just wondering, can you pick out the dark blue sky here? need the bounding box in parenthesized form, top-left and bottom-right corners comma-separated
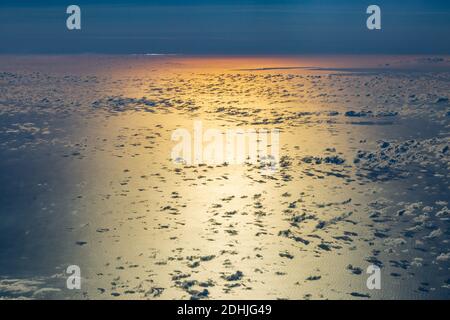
(1, 0, 449, 54)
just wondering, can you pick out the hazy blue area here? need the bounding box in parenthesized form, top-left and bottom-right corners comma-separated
(0, 0, 449, 54)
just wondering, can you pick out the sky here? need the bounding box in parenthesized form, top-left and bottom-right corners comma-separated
(0, 0, 449, 54)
